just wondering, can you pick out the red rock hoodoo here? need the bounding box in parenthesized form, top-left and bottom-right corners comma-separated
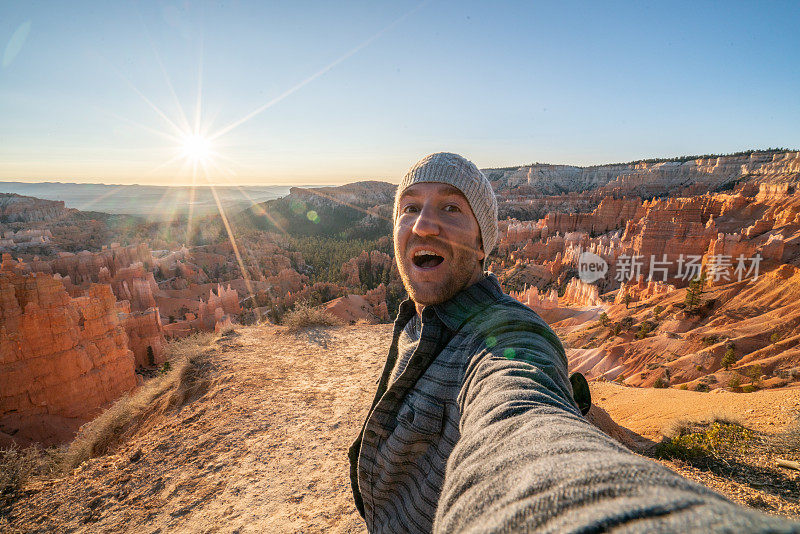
(0, 270, 137, 446)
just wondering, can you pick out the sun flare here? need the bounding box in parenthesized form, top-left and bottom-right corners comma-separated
(181, 134, 212, 164)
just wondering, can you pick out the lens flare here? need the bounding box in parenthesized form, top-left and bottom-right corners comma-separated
(181, 134, 212, 163)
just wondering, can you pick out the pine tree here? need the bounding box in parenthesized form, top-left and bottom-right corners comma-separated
(721, 347, 737, 370)
(684, 273, 705, 308)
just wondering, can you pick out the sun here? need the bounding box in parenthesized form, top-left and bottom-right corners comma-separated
(180, 134, 212, 164)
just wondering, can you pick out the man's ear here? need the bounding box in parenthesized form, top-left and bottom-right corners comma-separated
(476, 235, 486, 262)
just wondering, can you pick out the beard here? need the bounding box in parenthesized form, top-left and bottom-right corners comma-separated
(395, 236, 483, 307)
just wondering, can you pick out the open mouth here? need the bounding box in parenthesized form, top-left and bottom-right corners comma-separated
(412, 250, 444, 269)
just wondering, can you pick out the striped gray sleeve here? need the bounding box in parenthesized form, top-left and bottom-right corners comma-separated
(434, 333, 800, 533)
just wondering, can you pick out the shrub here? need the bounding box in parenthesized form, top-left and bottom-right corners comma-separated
(701, 335, 718, 346)
(656, 420, 754, 463)
(770, 332, 781, 344)
(679, 384, 689, 390)
(695, 383, 710, 392)
(742, 384, 759, 393)
(282, 303, 344, 332)
(696, 364, 704, 372)
(653, 377, 669, 388)
(653, 305, 664, 317)
(623, 292, 632, 309)
(728, 375, 741, 390)
(0, 337, 214, 508)
(636, 320, 654, 340)
(599, 312, 609, 327)
(619, 316, 635, 331)
(721, 348, 737, 370)
(748, 364, 763, 383)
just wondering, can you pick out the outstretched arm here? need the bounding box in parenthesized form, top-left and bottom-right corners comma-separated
(434, 331, 799, 532)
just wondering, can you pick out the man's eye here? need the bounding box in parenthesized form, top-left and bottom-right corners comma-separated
(443, 204, 461, 213)
(402, 205, 419, 213)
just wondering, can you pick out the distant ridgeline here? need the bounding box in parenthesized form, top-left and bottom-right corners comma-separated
(238, 181, 396, 240)
(483, 149, 800, 198)
(488, 148, 797, 172)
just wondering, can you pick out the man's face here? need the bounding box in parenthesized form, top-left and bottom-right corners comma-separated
(394, 182, 485, 308)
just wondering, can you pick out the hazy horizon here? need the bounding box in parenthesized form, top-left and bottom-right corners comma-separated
(4, 147, 798, 188)
(0, 181, 297, 218)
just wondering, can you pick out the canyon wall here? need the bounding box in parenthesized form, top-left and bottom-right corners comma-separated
(198, 284, 242, 330)
(29, 244, 166, 363)
(42, 243, 154, 286)
(0, 270, 137, 446)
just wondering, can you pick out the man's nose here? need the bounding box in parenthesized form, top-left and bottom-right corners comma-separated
(412, 203, 441, 237)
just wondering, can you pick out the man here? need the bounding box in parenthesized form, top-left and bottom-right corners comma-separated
(349, 152, 798, 533)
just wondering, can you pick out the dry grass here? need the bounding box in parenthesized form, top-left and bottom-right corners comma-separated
(63, 332, 216, 469)
(0, 445, 63, 513)
(282, 303, 344, 332)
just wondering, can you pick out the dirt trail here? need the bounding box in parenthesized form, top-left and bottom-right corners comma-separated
(5, 324, 392, 533)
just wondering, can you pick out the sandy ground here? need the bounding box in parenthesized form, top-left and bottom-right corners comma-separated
(591, 381, 800, 440)
(4, 324, 392, 533)
(4, 323, 799, 531)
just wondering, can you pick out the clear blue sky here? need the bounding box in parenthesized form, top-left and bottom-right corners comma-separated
(1, 1, 798, 186)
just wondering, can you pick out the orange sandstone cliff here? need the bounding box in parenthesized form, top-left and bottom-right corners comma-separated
(0, 270, 137, 446)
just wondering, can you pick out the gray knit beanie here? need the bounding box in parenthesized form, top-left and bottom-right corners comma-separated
(393, 152, 498, 259)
